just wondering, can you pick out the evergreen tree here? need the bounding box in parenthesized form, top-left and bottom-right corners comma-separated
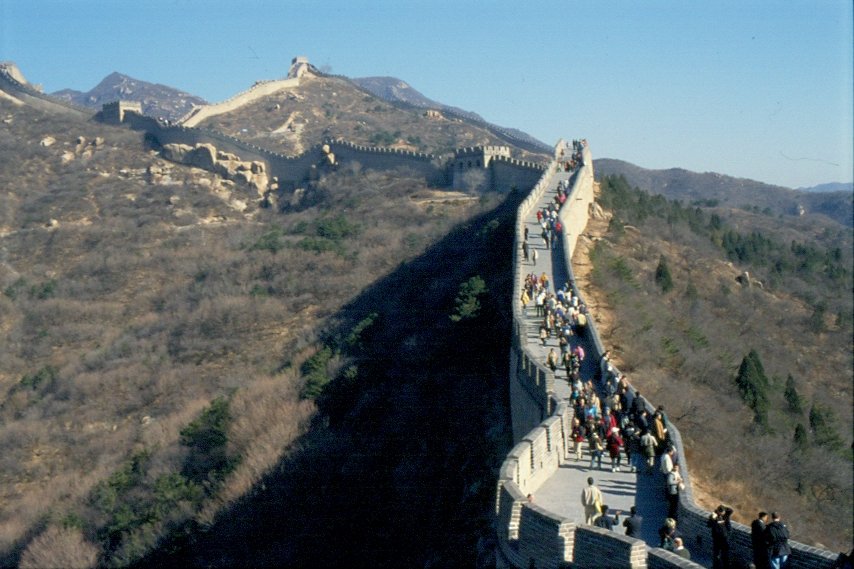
(784, 374, 803, 415)
(808, 403, 843, 450)
(734, 350, 770, 426)
(793, 423, 809, 449)
(450, 275, 488, 322)
(655, 255, 674, 293)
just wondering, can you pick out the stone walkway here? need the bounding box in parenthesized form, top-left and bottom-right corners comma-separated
(518, 168, 679, 554)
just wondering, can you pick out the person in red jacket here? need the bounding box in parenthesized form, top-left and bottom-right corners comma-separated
(606, 426, 624, 472)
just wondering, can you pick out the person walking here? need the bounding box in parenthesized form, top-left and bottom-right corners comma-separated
(522, 240, 529, 262)
(580, 477, 603, 524)
(639, 429, 657, 473)
(546, 348, 558, 373)
(752, 511, 770, 569)
(765, 512, 792, 569)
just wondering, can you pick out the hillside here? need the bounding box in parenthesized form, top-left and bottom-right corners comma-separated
(0, 92, 514, 567)
(194, 70, 549, 161)
(52, 72, 208, 122)
(350, 75, 551, 152)
(595, 158, 854, 228)
(574, 174, 852, 551)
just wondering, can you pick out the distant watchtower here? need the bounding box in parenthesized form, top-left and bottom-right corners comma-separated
(101, 100, 143, 124)
(288, 56, 311, 79)
(451, 145, 511, 190)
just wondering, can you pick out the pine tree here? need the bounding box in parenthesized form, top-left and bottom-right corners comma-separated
(734, 350, 769, 426)
(793, 423, 809, 449)
(784, 374, 803, 415)
(808, 403, 843, 450)
(655, 255, 674, 293)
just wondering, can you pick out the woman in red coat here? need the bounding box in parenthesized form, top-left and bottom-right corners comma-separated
(606, 427, 624, 472)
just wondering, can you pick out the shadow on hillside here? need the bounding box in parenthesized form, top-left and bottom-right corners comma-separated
(134, 191, 523, 568)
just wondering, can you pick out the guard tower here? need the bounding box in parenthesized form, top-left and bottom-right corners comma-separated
(451, 145, 511, 190)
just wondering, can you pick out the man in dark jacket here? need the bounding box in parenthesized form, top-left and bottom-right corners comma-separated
(623, 506, 643, 538)
(594, 505, 620, 531)
(765, 512, 792, 569)
(708, 505, 734, 569)
(752, 511, 769, 569)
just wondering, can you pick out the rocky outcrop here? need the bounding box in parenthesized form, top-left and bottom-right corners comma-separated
(161, 142, 269, 197)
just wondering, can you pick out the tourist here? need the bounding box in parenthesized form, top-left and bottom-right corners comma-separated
(665, 465, 684, 520)
(673, 537, 691, 560)
(765, 512, 792, 569)
(581, 477, 603, 525)
(623, 506, 643, 538)
(708, 505, 734, 569)
(752, 511, 770, 569)
(594, 505, 620, 531)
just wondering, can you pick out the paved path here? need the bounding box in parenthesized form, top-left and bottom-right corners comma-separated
(519, 168, 674, 550)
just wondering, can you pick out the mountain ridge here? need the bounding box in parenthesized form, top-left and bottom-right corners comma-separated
(595, 157, 853, 227)
(50, 71, 207, 122)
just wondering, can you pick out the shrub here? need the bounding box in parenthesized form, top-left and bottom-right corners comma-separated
(654, 255, 674, 293)
(300, 346, 335, 399)
(450, 276, 488, 322)
(19, 526, 99, 569)
(18, 365, 58, 391)
(180, 397, 238, 487)
(249, 227, 286, 253)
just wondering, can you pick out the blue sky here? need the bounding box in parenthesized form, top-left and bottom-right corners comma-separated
(1, 0, 851, 189)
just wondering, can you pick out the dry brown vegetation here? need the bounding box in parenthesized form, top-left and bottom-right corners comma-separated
(575, 176, 853, 551)
(0, 96, 504, 566)
(198, 73, 547, 161)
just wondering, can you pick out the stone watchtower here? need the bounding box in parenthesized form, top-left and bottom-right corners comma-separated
(288, 56, 311, 79)
(451, 145, 511, 191)
(100, 100, 143, 124)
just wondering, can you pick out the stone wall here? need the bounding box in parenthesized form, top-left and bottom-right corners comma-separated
(178, 77, 301, 127)
(0, 64, 91, 119)
(573, 527, 648, 569)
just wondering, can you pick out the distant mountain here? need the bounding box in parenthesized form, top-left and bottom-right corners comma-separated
(52, 72, 207, 122)
(797, 182, 854, 193)
(595, 158, 853, 227)
(351, 76, 551, 153)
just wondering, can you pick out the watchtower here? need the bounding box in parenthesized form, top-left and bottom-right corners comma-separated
(451, 145, 511, 190)
(101, 100, 143, 124)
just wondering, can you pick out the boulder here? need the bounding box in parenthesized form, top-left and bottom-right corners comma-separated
(161, 143, 193, 162)
(189, 144, 217, 170)
(39, 136, 55, 147)
(217, 150, 240, 162)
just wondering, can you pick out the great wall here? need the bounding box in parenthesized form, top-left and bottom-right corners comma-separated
(496, 141, 840, 569)
(0, 59, 843, 569)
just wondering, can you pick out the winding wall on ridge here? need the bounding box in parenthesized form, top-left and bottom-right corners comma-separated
(495, 142, 839, 569)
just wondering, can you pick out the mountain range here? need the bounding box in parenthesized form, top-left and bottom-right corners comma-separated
(51, 71, 208, 122)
